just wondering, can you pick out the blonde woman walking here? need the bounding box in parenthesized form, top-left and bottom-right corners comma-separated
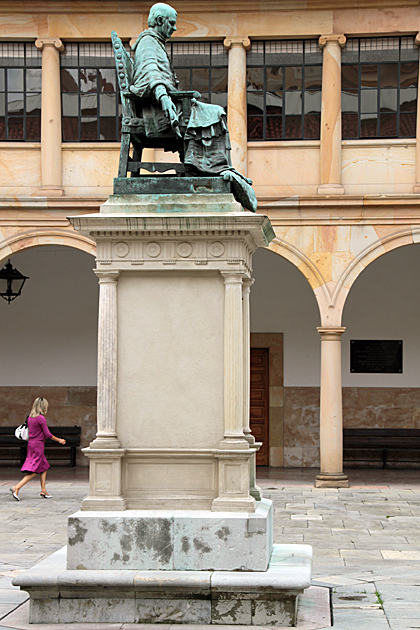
(10, 397, 66, 501)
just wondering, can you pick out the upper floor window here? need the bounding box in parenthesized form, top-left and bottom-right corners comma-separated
(0, 42, 42, 141)
(342, 36, 418, 139)
(166, 41, 228, 109)
(246, 40, 322, 141)
(61, 42, 122, 141)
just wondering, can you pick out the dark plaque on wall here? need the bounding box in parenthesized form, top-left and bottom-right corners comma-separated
(350, 340, 403, 374)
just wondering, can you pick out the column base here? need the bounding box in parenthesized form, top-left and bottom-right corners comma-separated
(315, 473, 349, 488)
(89, 437, 121, 449)
(414, 183, 420, 193)
(34, 185, 64, 197)
(218, 437, 250, 450)
(317, 183, 344, 195)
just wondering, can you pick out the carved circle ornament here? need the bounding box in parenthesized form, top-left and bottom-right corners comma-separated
(177, 242, 193, 258)
(114, 241, 129, 258)
(146, 242, 161, 258)
(209, 241, 225, 257)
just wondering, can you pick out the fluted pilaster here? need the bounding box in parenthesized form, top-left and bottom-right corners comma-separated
(91, 271, 120, 448)
(242, 278, 254, 442)
(219, 272, 248, 449)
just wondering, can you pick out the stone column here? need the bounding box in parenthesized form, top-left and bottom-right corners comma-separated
(317, 34, 346, 195)
(243, 278, 262, 500)
(35, 38, 64, 197)
(91, 271, 120, 449)
(223, 37, 251, 176)
(414, 33, 420, 193)
(315, 327, 349, 488)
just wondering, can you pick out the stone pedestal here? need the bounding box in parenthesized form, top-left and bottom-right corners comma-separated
(13, 188, 313, 625)
(71, 190, 273, 514)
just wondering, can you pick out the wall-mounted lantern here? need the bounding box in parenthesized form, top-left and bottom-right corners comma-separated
(0, 259, 29, 304)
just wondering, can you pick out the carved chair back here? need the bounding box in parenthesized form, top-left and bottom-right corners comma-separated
(111, 31, 201, 178)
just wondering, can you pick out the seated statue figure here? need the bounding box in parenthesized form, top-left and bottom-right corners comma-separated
(129, 2, 257, 212)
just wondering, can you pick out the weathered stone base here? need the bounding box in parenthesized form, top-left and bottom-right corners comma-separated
(67, 499, 273, 571)
(14, 544, 312, 626)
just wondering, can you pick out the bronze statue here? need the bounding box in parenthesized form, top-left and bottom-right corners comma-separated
(112, 2, 257, 212)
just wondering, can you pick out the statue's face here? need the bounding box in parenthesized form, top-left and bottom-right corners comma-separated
(156, 13, 177, 40)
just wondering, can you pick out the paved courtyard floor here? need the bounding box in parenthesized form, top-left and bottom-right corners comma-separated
(1, 466, 420, 629)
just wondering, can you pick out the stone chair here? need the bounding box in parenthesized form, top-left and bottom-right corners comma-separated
(111, 31, 201, 179)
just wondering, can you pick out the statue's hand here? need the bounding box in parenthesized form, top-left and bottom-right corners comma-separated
(161, 95, 178, 125)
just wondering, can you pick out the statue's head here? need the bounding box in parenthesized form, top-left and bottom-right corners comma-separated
(148, 3, 177, 40)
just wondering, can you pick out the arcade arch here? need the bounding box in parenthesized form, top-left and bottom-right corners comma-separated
(250, 247, 321, 468)
(340, 242, 420, 455)
(0, 244, 98, 466)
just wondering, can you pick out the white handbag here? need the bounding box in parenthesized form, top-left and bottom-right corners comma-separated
(15, 417, 29, 441)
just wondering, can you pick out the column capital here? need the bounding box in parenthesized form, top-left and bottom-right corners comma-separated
(242, 278, 255, 291)
(35, 38, 64, 53)
(221, 271, 245, 284)
(415, 33, 420, 47)
(95, 270, 120, 283)
(224, 36, 251, 51)
(319, 34, 346, 49)
(317, 326, 346, 338)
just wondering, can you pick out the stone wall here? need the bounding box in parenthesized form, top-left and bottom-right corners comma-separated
(283, 387, 420, 468)
(0, 387, 96, 467)
(3, 385, 420, 469)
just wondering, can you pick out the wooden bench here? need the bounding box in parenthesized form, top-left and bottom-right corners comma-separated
(343, 428, 420, 469)
(0, 426, 81, 468)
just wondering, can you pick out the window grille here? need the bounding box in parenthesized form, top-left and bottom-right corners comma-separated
(166, 41, 228, 109)
(246, 39, 322, 141)
(342, 36, 418, 139)
(0, 42, 42, 141)
(61, 41, 128, 142)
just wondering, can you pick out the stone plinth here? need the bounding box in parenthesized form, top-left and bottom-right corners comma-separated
(14, 544, 312, 626)
(16, 190, 316, 626)
(67, 499, 273, 572)
(69, 193, 275, 514)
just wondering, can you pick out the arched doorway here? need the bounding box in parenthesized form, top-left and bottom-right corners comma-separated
(0, 245, 98, 466)
(250, 247, 320, 467)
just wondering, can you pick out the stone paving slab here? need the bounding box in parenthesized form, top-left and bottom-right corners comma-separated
(3, 467, 420, 628)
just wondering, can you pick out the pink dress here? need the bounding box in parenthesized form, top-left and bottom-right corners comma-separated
(21, 415, 53, 474)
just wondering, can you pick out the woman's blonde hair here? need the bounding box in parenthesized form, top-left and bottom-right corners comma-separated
(29, 397, 48, 418)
